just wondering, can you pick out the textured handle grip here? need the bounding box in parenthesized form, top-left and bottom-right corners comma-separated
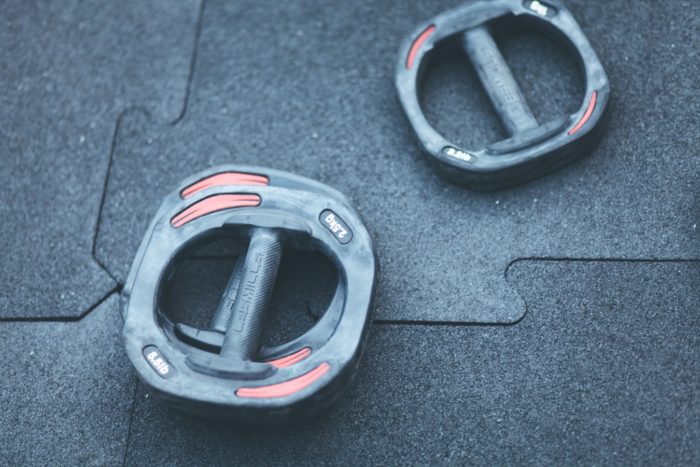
(210, 247, 247, 333)
(220, 228, 283, 360)
(461, 26, 538, 135)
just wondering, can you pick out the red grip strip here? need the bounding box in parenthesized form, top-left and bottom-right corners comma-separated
(235, 363, 330, 399)
(266, 348, 312, 369)
(170, 194, 261, 228)
(181, 172, 269, 199)
(406, 25, 436, 70)
(568, 91, 597, 135)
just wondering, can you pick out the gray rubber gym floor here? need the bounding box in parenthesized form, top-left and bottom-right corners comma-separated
(1, 0, 698, 464)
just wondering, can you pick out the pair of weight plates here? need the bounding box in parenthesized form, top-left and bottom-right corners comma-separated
(123, 0, 610, 423)
(122, 166, 378, 422)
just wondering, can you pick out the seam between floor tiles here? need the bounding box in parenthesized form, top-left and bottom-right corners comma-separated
(171, 0, 206, 125)
(89, 0, 206, 319)
(167, 257, 699, 326)
(122, 383, 139, 467)
(0, 289, 119, 323)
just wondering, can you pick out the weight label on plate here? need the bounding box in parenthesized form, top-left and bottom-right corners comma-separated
(444, 146, 472, 162)
(523, 0, 557, 17)
(320, 210, 353, 244)
(143, 346, 175, 379)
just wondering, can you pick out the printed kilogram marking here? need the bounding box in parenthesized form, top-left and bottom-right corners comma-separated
(524, 0, 557, 17)
(320, 210, 353, 244)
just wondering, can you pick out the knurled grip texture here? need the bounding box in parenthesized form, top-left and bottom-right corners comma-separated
(210, 247, 247, 333)
(461, 25, 538, 135)
(220, 229, 283, 360)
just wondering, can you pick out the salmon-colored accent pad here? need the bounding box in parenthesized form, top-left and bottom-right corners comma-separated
(170, 194, 261, 228)
(406, 25, 436, 70)
(266, 348, 312, 369)
(180, 172, 269, 199)
(235, 363, 330, 399)
(568, 91, 598, 135)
